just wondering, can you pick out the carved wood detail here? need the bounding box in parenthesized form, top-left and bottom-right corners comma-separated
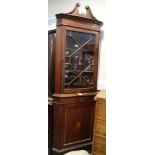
(85, 5, 97, 20)
(56, 3, 103, 25)
(67, 2, 80, 16)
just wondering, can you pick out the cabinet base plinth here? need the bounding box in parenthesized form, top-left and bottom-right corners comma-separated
(51, 142, 92, 155)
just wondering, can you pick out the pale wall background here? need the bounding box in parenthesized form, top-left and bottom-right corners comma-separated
(48, 0, 106, 90)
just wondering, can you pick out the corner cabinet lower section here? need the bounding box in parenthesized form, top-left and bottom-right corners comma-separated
(52, 94, 96, 155)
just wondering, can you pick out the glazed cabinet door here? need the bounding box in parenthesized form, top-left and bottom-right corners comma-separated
(55, 27, 99, 93)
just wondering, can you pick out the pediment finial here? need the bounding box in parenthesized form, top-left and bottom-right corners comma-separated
(56, 3, 103, 26)
(85, 5, 97, 20)
(67, 3, 98, 21)
(67, 2, 81, 16)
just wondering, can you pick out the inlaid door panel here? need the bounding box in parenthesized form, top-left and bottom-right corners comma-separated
(63, 102, 94, 146)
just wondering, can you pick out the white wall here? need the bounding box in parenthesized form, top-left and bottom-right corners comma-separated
(48, 0, 106, 90)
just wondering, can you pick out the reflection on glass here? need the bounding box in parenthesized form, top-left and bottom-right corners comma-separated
(64, 30, 96, 89)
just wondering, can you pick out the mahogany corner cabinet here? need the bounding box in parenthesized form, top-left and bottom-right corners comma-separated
(48, 3, 103, 155)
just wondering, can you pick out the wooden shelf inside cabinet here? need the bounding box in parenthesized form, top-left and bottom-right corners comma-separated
(65, 70, 94, 72)
(83, 71, 94, 73)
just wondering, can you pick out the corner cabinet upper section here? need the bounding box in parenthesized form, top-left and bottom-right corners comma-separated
(54, 3, 103, 93)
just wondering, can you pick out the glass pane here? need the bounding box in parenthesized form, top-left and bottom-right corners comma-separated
(64, 30, 96, 89)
